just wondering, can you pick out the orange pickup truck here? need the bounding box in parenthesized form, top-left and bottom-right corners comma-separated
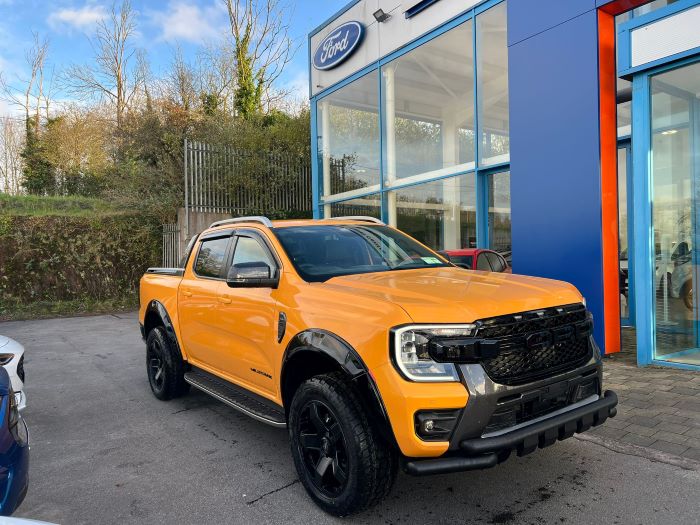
(139, 216, 617, 516)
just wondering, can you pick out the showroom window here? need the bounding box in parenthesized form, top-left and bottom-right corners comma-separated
(649, 61, 699, 366)
(330, 194, 381, 219)
(390, 174, 476, 251)
(477, 2, 509, 167)
(487, 171, 511, 254)
(317, 72, 380, 199)
(381, 22, 475, 185)
(314, 1, 511, 258)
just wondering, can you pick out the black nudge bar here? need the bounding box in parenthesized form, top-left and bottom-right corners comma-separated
(404, 390, 618, 476)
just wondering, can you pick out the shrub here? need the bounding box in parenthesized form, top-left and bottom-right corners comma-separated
(0, 214, 160, 317)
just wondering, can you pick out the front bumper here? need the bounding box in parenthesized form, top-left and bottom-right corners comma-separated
(404, 390, 617, 475)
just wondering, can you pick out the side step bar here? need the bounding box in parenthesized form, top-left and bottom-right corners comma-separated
(184, 367, 286, 428)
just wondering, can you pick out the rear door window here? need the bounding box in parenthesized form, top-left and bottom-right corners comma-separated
(194, 237, 230, 278)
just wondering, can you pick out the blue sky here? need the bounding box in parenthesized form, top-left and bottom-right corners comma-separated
(0, 0, 348, 113)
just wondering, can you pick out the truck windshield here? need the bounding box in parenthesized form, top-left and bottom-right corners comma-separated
(274, 225, 450, 283)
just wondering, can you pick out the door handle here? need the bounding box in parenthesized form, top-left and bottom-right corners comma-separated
(182, 290, 193, 297)
(219, 296, 232, 304)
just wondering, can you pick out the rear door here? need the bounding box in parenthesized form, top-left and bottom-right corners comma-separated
(177, 231, 233, 368)
(215, 230, 281, 396)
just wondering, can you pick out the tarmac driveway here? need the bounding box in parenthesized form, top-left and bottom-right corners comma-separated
(2, 313, 700, 524)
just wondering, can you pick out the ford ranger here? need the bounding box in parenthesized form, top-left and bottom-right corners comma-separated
(139, 216, 618, 516)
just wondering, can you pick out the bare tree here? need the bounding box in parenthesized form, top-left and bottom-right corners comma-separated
(62, 0, 143, 128)
(223, 0, 296, 116)
(0, 117, 25, 194)
(0, 32, 50, 136)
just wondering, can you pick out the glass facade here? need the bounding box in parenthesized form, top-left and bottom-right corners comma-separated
(316, 1, 511, 258)
(488, 171, 511, 254)
(650, 62, 700, 366)
(318, 72, 380, 199)
(392, 174, 476, 251)
(382, 22, 475, 184)
(476, 2, 510, 166)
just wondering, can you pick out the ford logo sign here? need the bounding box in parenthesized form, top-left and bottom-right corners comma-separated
(313, 21, 364, 71)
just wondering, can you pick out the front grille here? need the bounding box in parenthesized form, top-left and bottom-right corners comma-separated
(475, 304, 593, 386)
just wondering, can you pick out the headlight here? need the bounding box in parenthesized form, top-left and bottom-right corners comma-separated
(392, 325, 476, 382)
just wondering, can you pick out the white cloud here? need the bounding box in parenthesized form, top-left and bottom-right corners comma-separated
(48, 4, 107, 32)
(149, 1, 226, 44)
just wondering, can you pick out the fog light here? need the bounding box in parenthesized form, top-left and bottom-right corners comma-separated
(415, 409, 460, 441)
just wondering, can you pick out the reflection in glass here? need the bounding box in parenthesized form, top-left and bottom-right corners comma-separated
(618, 146, 629, 319)
(650, 62, 700, 366)
(318, 72, 380, 198)
(382, 22, 475, 184)
(329, 194, 381, 219)
(488, 171, 511, 255)
(389, 174, 476, 251)
(477, 2, 509, 166)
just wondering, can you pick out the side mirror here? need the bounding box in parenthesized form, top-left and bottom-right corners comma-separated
(226, 262, 279, 288)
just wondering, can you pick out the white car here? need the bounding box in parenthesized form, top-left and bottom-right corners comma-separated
(0, 336, 25, 410)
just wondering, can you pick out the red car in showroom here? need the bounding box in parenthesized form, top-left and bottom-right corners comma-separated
(440, 248, 512, 273)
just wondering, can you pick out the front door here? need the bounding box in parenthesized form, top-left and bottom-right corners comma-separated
(215, 230, 280, 397)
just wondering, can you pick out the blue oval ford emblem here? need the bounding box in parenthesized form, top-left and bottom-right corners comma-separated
(313, 21, 364, 71)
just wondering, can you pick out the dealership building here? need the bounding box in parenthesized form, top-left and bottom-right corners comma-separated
(307, 0, 700, 369)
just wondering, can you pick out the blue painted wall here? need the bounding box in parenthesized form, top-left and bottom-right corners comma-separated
(507, 5, 608, 350)
(508, 0, 595, 46)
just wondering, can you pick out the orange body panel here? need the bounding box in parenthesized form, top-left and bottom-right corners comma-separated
(139, 219, 586, 457)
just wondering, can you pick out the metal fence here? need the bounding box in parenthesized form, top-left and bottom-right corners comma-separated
(162, 224, 180, 267)
(184, 139, 312, 216)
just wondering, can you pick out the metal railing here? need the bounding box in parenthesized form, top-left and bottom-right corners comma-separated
(184, 139, 312, 217)
(162, 223, 180, 267)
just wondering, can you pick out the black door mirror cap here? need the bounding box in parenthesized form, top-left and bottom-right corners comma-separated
(226, 262, 279, 288)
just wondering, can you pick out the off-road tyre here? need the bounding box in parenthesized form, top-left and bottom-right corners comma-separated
(288, 372, 398, 516)
(146, 326, 189, 400)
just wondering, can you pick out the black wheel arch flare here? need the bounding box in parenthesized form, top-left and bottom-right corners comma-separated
(281, 329, 396, 447)
(142, 300, 183, 357)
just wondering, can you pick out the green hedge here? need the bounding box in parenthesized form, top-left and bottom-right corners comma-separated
(0, 214, 161, 318)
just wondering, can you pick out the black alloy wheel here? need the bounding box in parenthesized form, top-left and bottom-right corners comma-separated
(148, 344, 165, 393)
(298, 400, 349, 497)
(288, 372, 398, 516)
(145, 326, 189, 401)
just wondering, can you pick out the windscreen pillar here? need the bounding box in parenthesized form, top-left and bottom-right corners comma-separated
(506, 0, 639, 354)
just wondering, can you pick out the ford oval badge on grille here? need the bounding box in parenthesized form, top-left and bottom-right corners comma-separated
(526, 331, 553, 351)
(313, 21, 364, 70)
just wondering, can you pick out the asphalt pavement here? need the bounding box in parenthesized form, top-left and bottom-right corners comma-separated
(2, 313, 699, 525)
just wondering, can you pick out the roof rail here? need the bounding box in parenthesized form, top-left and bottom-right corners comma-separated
(209, 216, 274, 229)
(326, 216, 385, 225)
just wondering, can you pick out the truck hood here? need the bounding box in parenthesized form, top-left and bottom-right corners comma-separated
(323, 267, 583, 323)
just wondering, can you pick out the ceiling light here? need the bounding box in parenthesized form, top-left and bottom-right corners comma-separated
(661, 129, 678, 135)
(373, 8, 390, 23)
